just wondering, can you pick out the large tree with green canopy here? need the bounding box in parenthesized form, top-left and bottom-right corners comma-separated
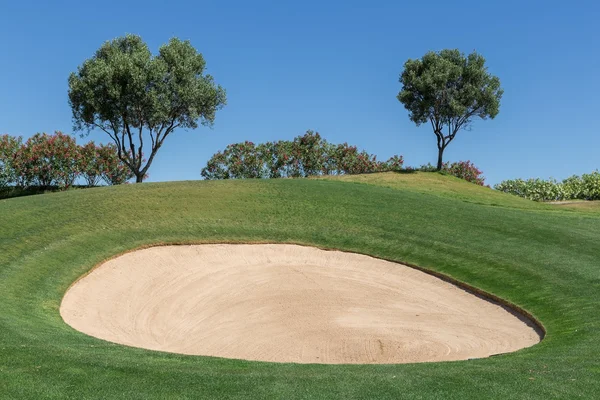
(68, 34, 227, 182)
(397, 49, 503, 170)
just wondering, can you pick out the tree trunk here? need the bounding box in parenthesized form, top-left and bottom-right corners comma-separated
(436, 146, 445, 171)
(135, 173, 144, 183)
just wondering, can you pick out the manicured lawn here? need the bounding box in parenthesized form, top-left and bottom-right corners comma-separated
(317, 171, 552, 210)
(1, 173, 598, 399)
(549, 200, 600, 213)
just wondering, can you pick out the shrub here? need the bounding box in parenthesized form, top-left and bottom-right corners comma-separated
(580, 171, 600, 200)
(97, 144, 134, 185)
(227, 141, 265, 179)
(418, 163, 438, 172)
(257, 141, 288, 178)
(201, 141, 265, 180)
(262, 131, 330, 178)
(330, 142, 382, 175)
(442, 161, 485, 186)
(409, 161, 485, 185)
(201, 131, 404, 180)
(561, 175, 585, 200)
(496, 178, 562, 201)
(1, 133, 132, 197)
(292, 131, 328, 176)
(381, 155, 405, 172)
(0, 163, 6, 189)
(0, 134, 22, 189)
(494, 175, 597, 202)
(494, 179, 528, 199)
(79, 141, 104, 187)
(13, 132, 80, 189)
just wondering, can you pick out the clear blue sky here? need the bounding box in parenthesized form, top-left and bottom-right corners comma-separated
(1, 0, 598, 185)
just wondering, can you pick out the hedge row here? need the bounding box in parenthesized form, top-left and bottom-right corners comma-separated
(2, 130, 488, 195)
(201, 131, 404, 179)
(0, 132, 132, 190)
(494, 172, 600, 201)
(201, 131, 488, 187)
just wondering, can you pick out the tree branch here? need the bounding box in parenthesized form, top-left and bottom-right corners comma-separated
(92, 120, 135, 171)
(430, 117, 444, 150)
(137, 106, 144, 171)
(149, 128, 156, 149)
(138, 125, 144, 170)
(121, 113, 138, 172)
(139, 118, 180, 176)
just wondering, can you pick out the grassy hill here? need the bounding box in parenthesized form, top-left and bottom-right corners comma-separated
(1, 172, 598, 399)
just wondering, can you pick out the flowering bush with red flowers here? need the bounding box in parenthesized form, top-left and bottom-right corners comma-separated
(0, 134, 23, 189)
(1, 132, 133, 196)
(79, 141, 104, 187)
(201, 130, 404, 180)
(79, 142, 133, 186)
(96, 143, 135, 185)
(13, 132, 81, 189)
(381, 155, 405, 173)
(257, 141, 288, 178)
(330, 142, 380, 175)
(441, 160, 486, 186)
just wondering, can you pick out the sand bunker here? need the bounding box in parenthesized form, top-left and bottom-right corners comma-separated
(61, 244, 541, 364)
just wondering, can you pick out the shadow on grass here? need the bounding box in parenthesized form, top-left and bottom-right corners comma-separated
(0, 185, 94, 200)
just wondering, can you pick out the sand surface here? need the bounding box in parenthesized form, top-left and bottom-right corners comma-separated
(60, 244, 541, 364)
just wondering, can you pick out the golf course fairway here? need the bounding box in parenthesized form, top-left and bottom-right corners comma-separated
(1, 172, 598, 399)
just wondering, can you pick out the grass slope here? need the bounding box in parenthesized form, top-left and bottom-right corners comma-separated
(551, 200, 600, 212)
(1, 173, 599, 399)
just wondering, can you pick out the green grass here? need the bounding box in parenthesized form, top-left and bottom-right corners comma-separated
(317, 171, 551, 210)
(549, 200, 600, 213)
(1, 173, 598, 399)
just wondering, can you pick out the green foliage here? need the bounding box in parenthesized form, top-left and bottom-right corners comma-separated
(408, 161, 485, 185)
(397, 49, 503, 169)
(494, 178, 563, 202)
(561, 175, 585, 199)
(68, 34, 226, 182)
(495, 171, 600, 201)
(382, 154, 405, 172)
(79, 142, 134, 187)
(96, 143, 136, 186)
(12, 132, 80, 189)
(78, 141, 103, 187)
(442, 160, 485, 186)
(580, 172, 600, 200)
(417, 163, 439, 172)
(0, 132, 132, 195)
(201, 131, 404, 179)
(0, 134, 22, 189)
(0, 164, 6, 189)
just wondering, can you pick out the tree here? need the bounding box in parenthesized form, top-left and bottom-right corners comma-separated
(68, 34, 227, 182)
(397, 49, 503, 170)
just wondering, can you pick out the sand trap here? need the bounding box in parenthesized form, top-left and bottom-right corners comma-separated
(60, 244, 541, 364)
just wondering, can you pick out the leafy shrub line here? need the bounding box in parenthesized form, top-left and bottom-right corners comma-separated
(0, 132, 133, 192)
(494, 172, 600, 201)
(201, 131, 404, 180)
